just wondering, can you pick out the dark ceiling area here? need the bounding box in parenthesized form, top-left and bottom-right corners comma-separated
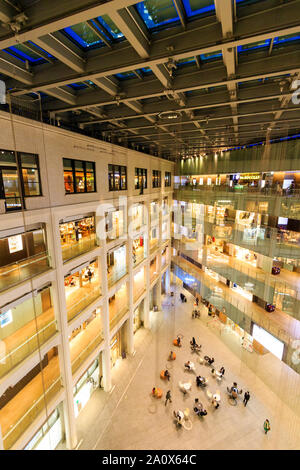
(0, 0, 300, 159)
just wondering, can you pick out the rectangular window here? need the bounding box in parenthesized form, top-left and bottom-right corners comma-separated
(152, 170, 161, 188)
(135, 168, 147, 189)
(63, 158, 96, 194)
(165, 171, 171, 187)
(20, 153, 42, 196)
(0, 149, 41, 211)
(108, 165, 127, 191)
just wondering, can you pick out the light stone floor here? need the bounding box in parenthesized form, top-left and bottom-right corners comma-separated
(70, 283, 300, 451)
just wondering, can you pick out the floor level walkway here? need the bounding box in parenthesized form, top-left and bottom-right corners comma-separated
(69, 285, 300, 450)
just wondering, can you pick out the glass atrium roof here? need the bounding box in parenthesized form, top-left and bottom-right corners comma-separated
(4, 42, 54, 65)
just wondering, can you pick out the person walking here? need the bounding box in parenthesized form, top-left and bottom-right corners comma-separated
(165, 390, 172, 406)
(243, 391, 250, 407)
(264, 419, 271, 434)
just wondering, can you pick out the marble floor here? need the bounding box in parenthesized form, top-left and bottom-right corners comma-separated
(70, 284, 300, 450)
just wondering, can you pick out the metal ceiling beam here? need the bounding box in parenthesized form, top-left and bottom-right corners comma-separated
(78, 88, 292, 125)
(108, 8, 150, 58)
(45, 87, 76, 105)
(0, 0, 143, 48)
(173, 0, 187, 29)
(34, 33, 85, 73)
(41, 50, 300, 114)
(86, 20, 112, 49)
(0, 51, 33, 84)
(93, 77, 118, 96)
(5, 4, 300, 95)
(215, 0, 238, 139)
(0, 2, 14, 24)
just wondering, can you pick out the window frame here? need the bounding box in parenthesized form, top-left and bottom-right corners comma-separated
(165, 171, 172, 187)
(152, 170, 161, 188)
(108, 164, 127, 192)
(19, 153, 42, 197)
(135, 167, 147, 190)
(63, 158, 96, 195)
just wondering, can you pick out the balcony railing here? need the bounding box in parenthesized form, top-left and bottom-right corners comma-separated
(2, 376, 62, 450)
(109, 306, 129, 331)
(133, 284, 146, 302)
(67, 285, 101, 322)
(133, 250, 146, 267)
(61, 234, 97, 262)
(71, 331, 104, 375)
(0, 319, 57, 379)
(0, 252, 51, 293)
(108, 265, 127, 288)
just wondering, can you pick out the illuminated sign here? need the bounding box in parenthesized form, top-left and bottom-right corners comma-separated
(8, 235, 23, 254)
(239, 173, 260, 180)
(0, 310, 12, 328)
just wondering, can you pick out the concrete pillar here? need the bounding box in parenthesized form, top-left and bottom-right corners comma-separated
(99, 246, 112, 392)
(144, 260, 151, 329)
(126, 202, 135, 355)
(51, 277, 77, 450)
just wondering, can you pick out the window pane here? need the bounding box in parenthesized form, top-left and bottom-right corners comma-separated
(20, 153, 38, 168)
(64, 159, 74, 194)
(114, 166, 120, 190)
(0, 150, 16, 167)
(108, 164, 114, 191)
(75, 161, 85, 192)
(86, 168, 95, 192)
(120, 166, 127, 190)
(22, 168, 41, 196)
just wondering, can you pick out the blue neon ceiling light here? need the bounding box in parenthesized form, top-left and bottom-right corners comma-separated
(182, 0, 215, 18)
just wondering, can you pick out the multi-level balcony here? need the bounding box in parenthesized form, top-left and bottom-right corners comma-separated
(131, 203, 146, 232)
(150, 201, 159, 226)
(106, 208, 125, 242)
(0, 225, 50, 293)
(150, 228, 159, 254)
(133, 267, 146, 302)
(60, 216, 97, 262)
(172, 255, 300, 374)
(109, 283, 129, 331)
(174, 184, 300, 220)
(150, 257, 159, 283)
(133, 235, 146, 267)
(0, 349, 61, 450)
(0, 286, 57, 379)
(65, 260, 101, 322)
(70, 310, 104, 375)
(107, 244, 127, 288)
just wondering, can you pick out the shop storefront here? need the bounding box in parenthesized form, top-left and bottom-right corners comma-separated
(110, 332, 122, 367)
(133, 306, 141, 334)
(105, 208, 124, 241)
(107, 244, 126, 274)
(232, 245, 258, 267)
(24, 408, 62, 450)
(133, 235, 145, 264)
(0, 223, 48, 269)
(59, 215, 95, 259)
(73, 359, 100, 417)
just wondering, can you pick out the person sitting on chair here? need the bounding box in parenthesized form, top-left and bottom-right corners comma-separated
(177, 336, 181, 346)
(219, 366, 225, 376)
(185, 361, 191, 370)
(169, 350, 175, 360)
(164, 369, 170, 381)
(191, 337, 196, 346)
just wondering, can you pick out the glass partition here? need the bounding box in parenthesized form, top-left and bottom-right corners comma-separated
(59, 216, 96, 262)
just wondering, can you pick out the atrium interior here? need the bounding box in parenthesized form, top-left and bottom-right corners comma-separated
(0, 0, 299, 451)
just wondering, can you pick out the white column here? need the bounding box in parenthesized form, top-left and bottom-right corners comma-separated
(144, 259, 151, 328)
(156, 276, 162, 310)
(99, 246, 112, 392)
(101, 299, 112, 392)
(51, 276, 77, 450)
(126, 202, 135, 354)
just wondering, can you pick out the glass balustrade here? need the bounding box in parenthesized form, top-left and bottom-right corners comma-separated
(71, 331, 104, 375)
(0, 252, 51, 293)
